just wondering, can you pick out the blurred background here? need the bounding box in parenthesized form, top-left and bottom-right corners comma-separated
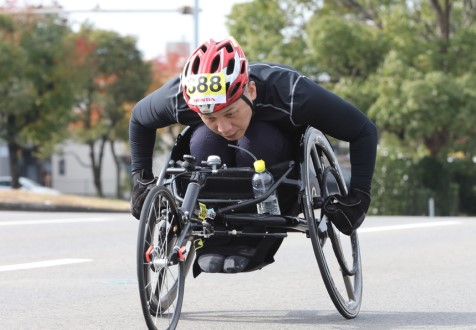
(0, 0, 475, 216)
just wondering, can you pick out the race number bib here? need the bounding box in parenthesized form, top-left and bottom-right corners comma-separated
(185, 73, 226, 106)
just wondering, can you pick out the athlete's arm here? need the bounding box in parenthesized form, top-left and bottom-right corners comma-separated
(129, 76, 183, 173)
(292, 76, 378, 193)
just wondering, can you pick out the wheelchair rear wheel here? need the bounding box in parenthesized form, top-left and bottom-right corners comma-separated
(137, 186, 185, 330)
(302, 128, 363, 319)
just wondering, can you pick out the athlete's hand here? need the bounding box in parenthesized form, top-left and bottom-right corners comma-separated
(131, 169, 157, 220)
(323, 188, 371, 235)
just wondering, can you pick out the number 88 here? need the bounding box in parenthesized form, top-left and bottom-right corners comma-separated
(187, 75, 223, 95)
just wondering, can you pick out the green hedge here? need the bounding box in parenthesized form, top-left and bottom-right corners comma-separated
(371, 154, 461, 216)
(448, 159, 476, 215)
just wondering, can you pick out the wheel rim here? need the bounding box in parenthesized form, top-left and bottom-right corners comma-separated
(138, 187, 185, 329)
(303, 131, 362, 319)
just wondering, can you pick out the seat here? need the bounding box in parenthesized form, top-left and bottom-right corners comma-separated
(160, 126, 302, 215)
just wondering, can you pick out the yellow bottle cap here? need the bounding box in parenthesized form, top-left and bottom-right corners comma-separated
(253, 159, 266, 173)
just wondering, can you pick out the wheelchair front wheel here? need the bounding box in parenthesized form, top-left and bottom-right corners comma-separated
(137, 186, 185, 330)
(302, 128, 363, 319)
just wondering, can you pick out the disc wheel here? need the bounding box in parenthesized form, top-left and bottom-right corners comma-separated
(302, 129, 363, 319)
(137, 186, 185, 330)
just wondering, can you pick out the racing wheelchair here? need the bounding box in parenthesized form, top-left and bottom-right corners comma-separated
(136, 126, 363, 330)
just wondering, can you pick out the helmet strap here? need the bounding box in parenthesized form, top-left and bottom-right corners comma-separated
(240, 94, 254, 115)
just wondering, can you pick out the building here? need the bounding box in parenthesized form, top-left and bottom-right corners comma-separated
(0, 142, 8, 176)
(51, 140, 129, 197)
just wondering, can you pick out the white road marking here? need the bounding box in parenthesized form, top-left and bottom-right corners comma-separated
(0, 258, 92, 272)
(359, 220, 463, 233)
(0, 218, 118, 226)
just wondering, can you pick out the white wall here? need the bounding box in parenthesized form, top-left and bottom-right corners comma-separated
(0, 142, 9, 176)
(50, 140, 169, 197)
(51, 140, 128, 197)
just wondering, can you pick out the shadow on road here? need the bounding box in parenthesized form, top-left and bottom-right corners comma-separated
(181, 309, 476, 328)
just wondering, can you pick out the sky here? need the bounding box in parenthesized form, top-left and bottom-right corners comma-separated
(12, 0, 250, 59)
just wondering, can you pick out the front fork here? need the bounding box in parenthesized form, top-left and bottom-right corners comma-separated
(145, 220, 193, 269)
(145, 176, 206, 268)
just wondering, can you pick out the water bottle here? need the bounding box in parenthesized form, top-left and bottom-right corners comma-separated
(252, 160, 281, 215)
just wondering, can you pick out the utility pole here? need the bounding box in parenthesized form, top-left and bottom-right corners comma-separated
(193, 0, 199, 49)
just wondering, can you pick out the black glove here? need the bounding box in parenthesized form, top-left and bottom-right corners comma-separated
(131, 169, 157, 220)
(323, 188, 371, 236)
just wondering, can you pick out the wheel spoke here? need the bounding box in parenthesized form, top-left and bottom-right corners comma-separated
(137, 186, 186, 329)
(343, 275, 355, 300)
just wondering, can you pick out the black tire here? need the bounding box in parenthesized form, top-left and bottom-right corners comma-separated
(137, 186, 185, 330)
(302, 128, 363, 319)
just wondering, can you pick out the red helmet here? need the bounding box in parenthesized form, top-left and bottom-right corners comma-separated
(182, 37, 249, 114)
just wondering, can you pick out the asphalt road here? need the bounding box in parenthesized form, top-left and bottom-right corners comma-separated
(1, 211, 475, 330)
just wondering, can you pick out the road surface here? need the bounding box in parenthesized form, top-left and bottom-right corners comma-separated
(1, 211, 475, 329)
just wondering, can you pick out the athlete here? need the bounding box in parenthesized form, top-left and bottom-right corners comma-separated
(129, 37, 378, 274)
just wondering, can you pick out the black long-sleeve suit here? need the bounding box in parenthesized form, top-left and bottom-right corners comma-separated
(129, 62, 378, 192)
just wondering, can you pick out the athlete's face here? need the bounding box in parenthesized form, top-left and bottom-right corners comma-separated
(198, 82, 256, 141)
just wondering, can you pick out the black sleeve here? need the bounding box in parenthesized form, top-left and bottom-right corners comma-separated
(291, 76, 378, 193)
(129, 77, 181, 173)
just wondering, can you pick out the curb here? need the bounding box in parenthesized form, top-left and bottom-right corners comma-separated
(0, 202, 129, 213)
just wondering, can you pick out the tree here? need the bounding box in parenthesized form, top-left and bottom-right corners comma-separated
(71, 25, 151, 197)
(367, 1, 476, 158)
(228, 0, 476, 160)
(227, 0, 317, 75)
(0, 13, 77, 188)
(227, 0, 476, 214)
